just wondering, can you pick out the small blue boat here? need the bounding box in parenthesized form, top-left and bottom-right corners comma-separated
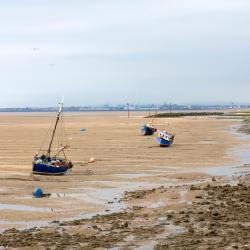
(156, 130, 174, 147)
(32, 100, 73, 175)
(142, 123, 157, 136)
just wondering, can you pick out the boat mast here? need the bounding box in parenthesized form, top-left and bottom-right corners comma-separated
(48, 100, 64, 157)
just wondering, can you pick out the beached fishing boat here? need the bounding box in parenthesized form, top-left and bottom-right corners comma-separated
(32, 100, 73, 175)
(142, 112, 158, 136)
(142, 123, 157, 135)
(156, 130, 174, 147)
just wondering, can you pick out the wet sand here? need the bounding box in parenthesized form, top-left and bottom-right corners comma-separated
(0, 112, 250, 249)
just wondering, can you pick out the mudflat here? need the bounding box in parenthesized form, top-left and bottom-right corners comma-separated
(0, 111, 249, 249)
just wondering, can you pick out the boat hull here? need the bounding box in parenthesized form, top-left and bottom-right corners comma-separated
(156, 137, 173, 147)
(32, 163, 69, 175)
(142, 125, 156, 136)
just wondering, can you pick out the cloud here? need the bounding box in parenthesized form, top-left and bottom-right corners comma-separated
(0, 0, 249, 106)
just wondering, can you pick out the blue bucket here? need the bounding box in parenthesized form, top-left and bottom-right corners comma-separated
(33, 187, 43, 198)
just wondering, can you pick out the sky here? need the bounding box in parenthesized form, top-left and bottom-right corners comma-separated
(0, 0, 250, 107)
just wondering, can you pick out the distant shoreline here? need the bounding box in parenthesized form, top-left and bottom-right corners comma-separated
(146, 111, 225, 118)
(0, 108, 249, 113)
(0, 104, 249, 113)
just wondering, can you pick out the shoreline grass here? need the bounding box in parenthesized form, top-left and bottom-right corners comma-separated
(239, 116, 250, 134)
(145, 112, 224, 118)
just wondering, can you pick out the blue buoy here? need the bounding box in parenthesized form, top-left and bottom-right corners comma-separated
(33, 187, 43, 198)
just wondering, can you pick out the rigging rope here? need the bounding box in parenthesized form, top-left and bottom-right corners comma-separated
(38, 114, 56, 154)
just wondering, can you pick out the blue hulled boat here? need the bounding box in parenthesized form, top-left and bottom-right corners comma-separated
(32, 100, 73, 175)
(33, 162, 71, 175)
(142, 124, 157, 135)
(142, 113, 158, 136)
(156, 130, 174, 147)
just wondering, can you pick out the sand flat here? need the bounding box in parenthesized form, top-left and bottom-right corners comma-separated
(0, 111, 248, 229)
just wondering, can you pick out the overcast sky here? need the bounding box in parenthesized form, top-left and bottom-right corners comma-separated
(0, 0, 249, 107)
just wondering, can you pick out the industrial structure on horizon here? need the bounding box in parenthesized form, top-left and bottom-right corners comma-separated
(0, 103, 249, 112)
